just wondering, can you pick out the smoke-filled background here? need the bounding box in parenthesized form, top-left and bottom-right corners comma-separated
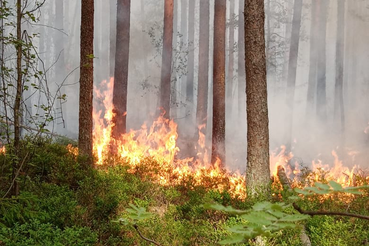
(13, 0, 369, 172)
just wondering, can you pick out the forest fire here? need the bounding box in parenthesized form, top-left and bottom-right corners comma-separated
(91, 78, 368, 199)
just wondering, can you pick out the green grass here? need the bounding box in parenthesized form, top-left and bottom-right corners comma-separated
(0, 141, 368, 245)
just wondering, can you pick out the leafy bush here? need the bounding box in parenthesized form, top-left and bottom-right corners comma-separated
(0, 220, 97, 246)
(306, 216, 369, 246)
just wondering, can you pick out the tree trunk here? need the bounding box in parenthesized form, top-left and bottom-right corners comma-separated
(196, 0, 210, 127)
(160, 0, 174, 118)
(316, 0, 328, 121)
(110, 0, 117, 77)
(244, 0, 271, 199)
(78, 0, 94, 161)
(226, 0, 235, 117)
(306, 0, 319, 116)
(112, 0, 130, 140)
(211, 0, 226, 166)
(334, 0, 345, 132)
(186, 0, 195, 118)
(12, 0, 22, 196)
(237, 0, 245, 120)
(284, 0, 303, 151)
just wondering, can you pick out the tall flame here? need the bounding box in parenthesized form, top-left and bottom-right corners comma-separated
(92, 78, 367, 199)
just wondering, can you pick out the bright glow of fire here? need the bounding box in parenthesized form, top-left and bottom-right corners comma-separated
(91, 78, 367, 199)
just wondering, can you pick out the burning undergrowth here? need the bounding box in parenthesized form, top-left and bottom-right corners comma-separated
(90, 78, 369, 200)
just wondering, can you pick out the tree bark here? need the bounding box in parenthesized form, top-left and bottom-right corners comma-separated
(284, 0, 303, 151)
(211, 0, 226, 166)
(78, 0, 94, 160)
(112, 0, 130, 140)
(226, 0, 235, 117)
(306, 0, 319, 117)
(334, 0, 345, 133)
(186, 0, 195, 116)
(196, 0, 210, 127)
(160, 0, 174, 118)
(110, 0, 117, 77)
(316, 0, 328, 121)
(237, 0, 245, 120)
(12, 0, 22, 196)
(244, 0, 271, 199)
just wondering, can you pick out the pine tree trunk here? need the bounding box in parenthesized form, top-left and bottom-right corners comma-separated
(160, 0, 174, 118)
(334, 0, 345, 132)
(78, 0, 94, 160)
(244, 0, 271, 199)
(284, 0, 303, 150)
(196, 0, 210, 127)
(110, 1, 117, 77)
(306, 0, 319, 116)
(186, 0, 195, 118)
(112, 0, 130, 140)
(316, 0, 328, 121)
(226, 0, 235, 117)
(211, 0, 226, 166)
(237, 0, 245, 121)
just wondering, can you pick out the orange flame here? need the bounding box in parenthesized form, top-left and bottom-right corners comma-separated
(91, 78, 367, 199)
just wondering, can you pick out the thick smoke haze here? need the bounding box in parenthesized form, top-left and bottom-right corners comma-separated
(16, 0, 369, 172)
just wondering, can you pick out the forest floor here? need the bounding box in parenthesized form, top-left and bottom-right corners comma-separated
(0, 139, 368, 245)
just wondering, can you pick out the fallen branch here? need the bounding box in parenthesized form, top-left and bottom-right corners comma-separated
(133, 224, 162, 246)
(293, 203, 369, 220)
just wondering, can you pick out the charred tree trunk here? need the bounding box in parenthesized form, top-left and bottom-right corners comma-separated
(78, 0, 94, 161)
(160, 0, 174, 118)
(186, 0, 195, 117)
(316, 0, 328, 121)
(284, 0, 303, 151)
(226, 0, 235, 117)
(180, 0, 188, 106)
(112, 0, 130, 140)
(211, 0, 226, 166)
(237, 0, 245, 120)
(334, 0, 345, 132)
(196, 0, 210, 127)
(244, 0, 271, 199)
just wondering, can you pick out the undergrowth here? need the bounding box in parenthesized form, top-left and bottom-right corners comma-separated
(0, 140, 368, 245)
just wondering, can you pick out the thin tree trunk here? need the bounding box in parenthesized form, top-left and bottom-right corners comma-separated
(180, 0, 188, 103)
(12, 0, 22, 196)
(110, 0, 117, 77)
(211, 0, 226, 166)
(284, 0, 303, 150)
(237, 0, 245, 120)
(226, 0, 235, 117)
(78, 0, 94, 161)
(171, 0, 178, 119)
(196, 0, 210, 127)
(306, 0, 319, 116)
(244, 0, 271, 199)
(160, 0, 174, 118)
(316, 0, 328, 121)
(112, 0, 130, 140)
(186, 0, 195, 117)
(334, 0, 345, 132)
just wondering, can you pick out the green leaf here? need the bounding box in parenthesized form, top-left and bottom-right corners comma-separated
(242, 212, 274, 226)
(329, 181, 343, 191)
(314, 182, 330, 190)
(218, 234, 245, 245)
(294, 188, 311, 195)
(304, 186, 330, 195)
(252, 201, 271, 211)
(279, 214, 309, 222)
